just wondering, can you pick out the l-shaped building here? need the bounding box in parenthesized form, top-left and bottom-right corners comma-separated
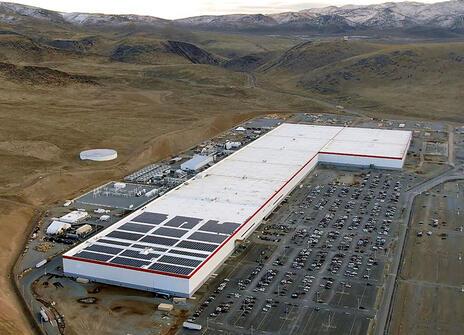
(63, 124, 412, 297)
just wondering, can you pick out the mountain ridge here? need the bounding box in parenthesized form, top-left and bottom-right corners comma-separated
(1, 1, 464, 33)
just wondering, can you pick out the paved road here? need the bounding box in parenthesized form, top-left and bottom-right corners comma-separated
(17, 256, 63, 335)
(448, 124, 455, 166)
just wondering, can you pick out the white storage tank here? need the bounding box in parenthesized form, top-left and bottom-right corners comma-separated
(80, 149, 117, 162)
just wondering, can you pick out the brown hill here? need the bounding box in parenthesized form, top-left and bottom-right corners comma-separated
(0, 62, 98, 85)
(259, 40, 381, 74)
(258, 40, 464, 121)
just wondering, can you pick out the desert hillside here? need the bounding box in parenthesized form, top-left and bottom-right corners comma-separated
(257, 40, 464, 121)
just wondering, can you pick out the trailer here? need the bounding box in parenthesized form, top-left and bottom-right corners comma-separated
(183, 321, 202, 330)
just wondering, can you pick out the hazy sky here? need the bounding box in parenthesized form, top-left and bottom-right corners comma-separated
(8, 0, 448, 19)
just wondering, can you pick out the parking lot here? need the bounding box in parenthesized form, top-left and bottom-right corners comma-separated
(181, 166, 412, 335)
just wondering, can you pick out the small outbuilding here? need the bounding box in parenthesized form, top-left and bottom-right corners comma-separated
(47, 220, 71, 235)
(59, 210, 89, 224)
(180, 155, 213, 172)
(76, 224, 92, 236)
(158, 303, 173, 312)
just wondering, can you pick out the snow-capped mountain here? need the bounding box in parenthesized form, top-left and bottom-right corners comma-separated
(0, 0, 464, 32)
(176, 1, 464, 30)
(61, 12, 168, 26)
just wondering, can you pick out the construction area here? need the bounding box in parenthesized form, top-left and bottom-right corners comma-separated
(12, 113, 463, 335)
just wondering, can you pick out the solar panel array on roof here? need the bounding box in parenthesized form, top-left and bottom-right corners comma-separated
(153, 227, 187, 238)
(189, 232, 228, 244)
(86, 244, 122, 255)
(159, 255, 202, 268)
(119, 222, 154, 233)
(149, 263, 194, 275)
(110, 257, 151, 268)
(168, 249, 208, 258)
(131, 244, 168, 252)
(132, 212, 168, 225)
(140, 235, 178, 246)
(199, 220, 240, 234)
(76, 251, 113, 262)
(121, 249, 160, 260)
(164, 216, 202, 229)
(108, 231, 143, 241)
(176, 240, 218, 252)
(98, 239, 132, 247)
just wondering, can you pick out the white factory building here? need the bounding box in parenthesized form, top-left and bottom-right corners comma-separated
(63, 124, 412, 297)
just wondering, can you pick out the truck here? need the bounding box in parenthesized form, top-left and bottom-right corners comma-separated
(183, 322, 202, 331)
(35, 259, 47, 268)
(39, 308, 49, 322)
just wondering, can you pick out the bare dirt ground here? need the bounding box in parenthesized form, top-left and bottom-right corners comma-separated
(389, 181, 464, 335)
(34, 277, 191, 335)
(0, 200, 35, 334)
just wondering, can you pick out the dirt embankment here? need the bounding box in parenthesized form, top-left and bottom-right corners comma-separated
(0, 111, 260, 335)
(0, 201, 35, 335)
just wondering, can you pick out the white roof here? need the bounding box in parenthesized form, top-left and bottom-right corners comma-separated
(64, 124, 411, 277)
(181, 155, 212, 170)
(59, 210, 89, 223)
(321, 127, 411, 159)
(47, 220, 71, 234)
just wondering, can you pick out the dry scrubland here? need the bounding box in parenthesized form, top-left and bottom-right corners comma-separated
(258, 40, 464, 122)
(390, 182, 464, 335)
(0, 17, 463, 334)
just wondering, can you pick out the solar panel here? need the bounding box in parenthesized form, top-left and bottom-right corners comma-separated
(176, 240, 218, 252)
(188, 232, 228, 244)
(153, 227, 187, 238)
(75, 251, 113, 262)
(168, 249, 208, 258)
(132, 212, 168, 225)
(164, 216, 202, 229)
(131, 244, 168, 252)
(119, 222, 154, 233)
(159, 255, 202, 268)
(121, 249, 160, 260)
(109, 257, 151, 268)
(140, 235, 178, 246)
(199, 220, 240, 234)
(149, 263, 194, 275)
(97, 239, 132, 247)
(107, 231, 144, 241)
(86, 244, 123, 255)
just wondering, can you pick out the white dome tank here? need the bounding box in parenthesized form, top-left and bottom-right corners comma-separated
(80, 149, 117, 162)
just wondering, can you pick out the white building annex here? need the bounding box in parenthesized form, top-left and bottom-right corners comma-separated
(63, 124, 412, 297)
